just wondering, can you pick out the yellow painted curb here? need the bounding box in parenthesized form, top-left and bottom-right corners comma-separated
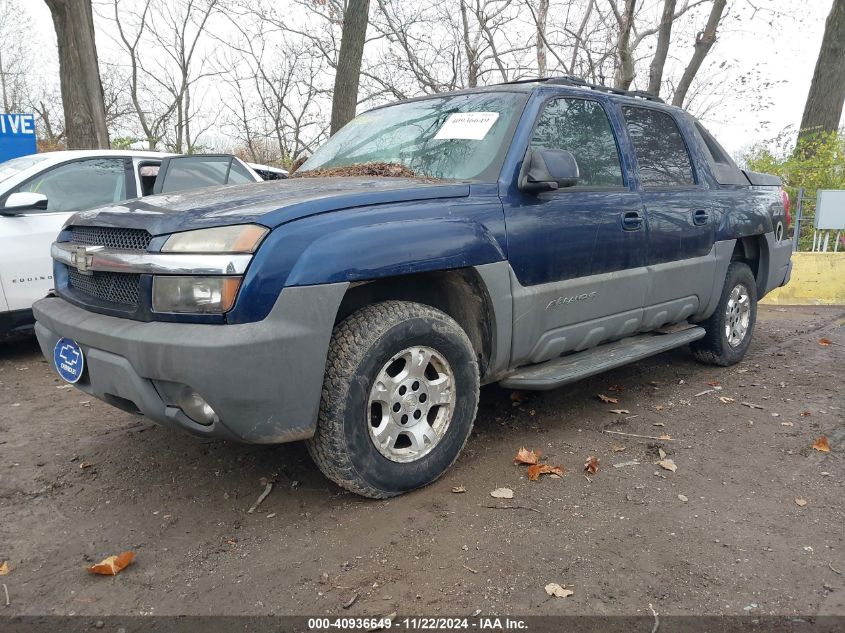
(761, 252, 845, 305)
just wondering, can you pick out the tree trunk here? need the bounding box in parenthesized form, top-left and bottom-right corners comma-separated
(536, 0, 549, 77)
(672, 0, 727, 107)
(614, 0, 637, 90)
(44, 0, 109, 149)
(647, 0, 676, 96)
(799, 0, 845, 142)
(330, 0, 370, 136)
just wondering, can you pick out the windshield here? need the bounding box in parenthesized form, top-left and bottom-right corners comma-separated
(0, 154, 49, 184)
(299, 91, 528, 180)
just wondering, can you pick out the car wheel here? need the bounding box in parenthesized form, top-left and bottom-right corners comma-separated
(306, 300, 479, 498)
(691, 262, 757, 366)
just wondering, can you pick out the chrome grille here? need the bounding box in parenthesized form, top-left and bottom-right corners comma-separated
(67, 270, 140, 307)
(69, 226, 152, 250)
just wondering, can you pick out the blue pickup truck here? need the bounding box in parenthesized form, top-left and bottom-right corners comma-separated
(32, 77, 792, 498)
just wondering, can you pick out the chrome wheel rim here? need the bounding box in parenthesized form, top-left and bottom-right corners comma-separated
(725, 283, 751, 347)
(367, 346, 455, 463)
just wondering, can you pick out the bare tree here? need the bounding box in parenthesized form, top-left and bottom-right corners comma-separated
(672, 0, 727, 107)
(611, 0, 637, 90)
(106, 0, 219, 151)
(799, 0, 845, 142)
(43, 0, 109, 148)
(648, 0, 677, 95)
(331, 0, 370, 134)
(535, 0, 549, 77)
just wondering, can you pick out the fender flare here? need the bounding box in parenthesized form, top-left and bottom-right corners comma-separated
(285, 218, 506, 286)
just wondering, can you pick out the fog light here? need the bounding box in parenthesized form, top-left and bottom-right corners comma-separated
(175, 387, 218, 426)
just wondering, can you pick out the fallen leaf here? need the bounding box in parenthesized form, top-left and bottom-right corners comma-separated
(79, 461, 93, 469)
(658, 459, 677, 473)
(678, 494, 688, 502)
(654, 405, 664, 412)
(451, 485, 466, 494)
(510, 390, 528, 404)
(812, 436, 831, 453)
(0, 561, 9, 575)
(707, 380, 721, 387)
(795, 498, 807, 507)
(608, 409, 630, 415)
(719, 396, 735, 404)
(87, 551, 135, 576)
(658, 434, 673, 440)
(781, 421, 794, 427)
(527, 464, 565, 480)
(545, 583, 574, 598)
(818, 338, 832, 346)
(658, 448, 667, 460)
(607, 384, 624, 392)
(584, 456, 599, 475)
(597, 394, 619, 404)
(490, 487, 514, 499)
(800, 411, 812, 417)
(612, 445, 626, 452)
(513, 447, 540, 465)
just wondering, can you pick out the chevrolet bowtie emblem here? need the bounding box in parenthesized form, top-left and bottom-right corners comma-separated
(70, 245, 95, 275)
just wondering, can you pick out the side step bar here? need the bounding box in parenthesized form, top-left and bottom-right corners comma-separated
(500, 327, 706, 391)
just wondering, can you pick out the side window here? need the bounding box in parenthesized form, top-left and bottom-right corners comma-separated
(157, 156, 253, 193)
(622, 106, 695, 187)
(530, 98, 624, 187)
(228, 159, 256, 184)
(14, 158, 126, 213)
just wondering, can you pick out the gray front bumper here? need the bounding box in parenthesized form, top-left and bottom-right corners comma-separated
(33, 283, 348, 444)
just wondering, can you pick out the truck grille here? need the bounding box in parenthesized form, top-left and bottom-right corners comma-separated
(69, 226, 152, 250)
(67, 269, 141, 307)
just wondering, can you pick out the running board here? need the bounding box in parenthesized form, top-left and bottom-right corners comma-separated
(500, 327, 706, 391)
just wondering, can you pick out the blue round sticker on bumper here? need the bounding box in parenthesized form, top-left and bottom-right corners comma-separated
(54, 337, 85, 384)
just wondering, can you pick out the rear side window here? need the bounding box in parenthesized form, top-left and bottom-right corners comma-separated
(622, 106, 695, 187)
(530, 98, 624, 187)
(157, 156, 252, 194)
(12, 158, 126, 213)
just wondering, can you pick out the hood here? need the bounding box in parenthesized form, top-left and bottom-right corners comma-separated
(66, 177, 471, 236)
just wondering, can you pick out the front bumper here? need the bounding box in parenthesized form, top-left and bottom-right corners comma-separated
(33, 283, 348, 443)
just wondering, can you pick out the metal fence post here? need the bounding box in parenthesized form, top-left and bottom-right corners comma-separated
(792, 187, 805, 251)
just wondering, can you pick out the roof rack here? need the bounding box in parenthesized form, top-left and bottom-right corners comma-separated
(498, 75, 665, 103)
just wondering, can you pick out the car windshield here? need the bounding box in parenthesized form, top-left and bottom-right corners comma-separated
(299, 91, 528, 181)
(0, 154, 50, 184)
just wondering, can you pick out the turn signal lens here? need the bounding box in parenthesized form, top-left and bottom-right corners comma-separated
(162, 224, 268, 253)
(152, 276, 241, 313)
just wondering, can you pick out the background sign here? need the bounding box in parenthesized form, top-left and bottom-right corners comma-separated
(0, 113, 37, 163)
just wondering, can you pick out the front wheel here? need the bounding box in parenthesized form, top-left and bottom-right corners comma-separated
(691, 261, 758, 366)
(306, 301, 479, 498)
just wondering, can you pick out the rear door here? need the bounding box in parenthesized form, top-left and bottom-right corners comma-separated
(620, 105, 716, 328)
(502, 95, 648, 367)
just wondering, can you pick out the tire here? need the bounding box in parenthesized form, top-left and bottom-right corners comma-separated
(691, 261, 757, 366)
(306, 300, 479, 498)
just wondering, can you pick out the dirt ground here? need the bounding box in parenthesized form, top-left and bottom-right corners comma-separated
(0, 305, 843, 618)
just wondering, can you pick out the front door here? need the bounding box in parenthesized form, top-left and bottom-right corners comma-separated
(502, 95, 648, 367)
(0, 157, 129, 312)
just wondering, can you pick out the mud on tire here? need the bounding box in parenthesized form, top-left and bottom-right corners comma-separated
(306, 300, 479, 498)
(691, 261, 758, 367)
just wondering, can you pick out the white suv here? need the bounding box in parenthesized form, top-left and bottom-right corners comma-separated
(0, 150, 260, 340)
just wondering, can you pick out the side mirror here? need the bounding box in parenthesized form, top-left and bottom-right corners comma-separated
(518, 148, 580, 193)
(2, 192, 49, 215)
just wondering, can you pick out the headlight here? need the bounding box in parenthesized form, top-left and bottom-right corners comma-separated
(162, 224, 268, 253)
(152, 276, 241, 313)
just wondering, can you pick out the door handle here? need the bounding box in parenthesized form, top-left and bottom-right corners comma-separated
(693, 209, 710, 226)
(621, 211, 643, 231)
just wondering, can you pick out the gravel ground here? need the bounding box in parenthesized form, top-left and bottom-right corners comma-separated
(0, 305, 842, 618)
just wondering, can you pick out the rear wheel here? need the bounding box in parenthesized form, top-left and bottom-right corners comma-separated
(691, 262, 757, 366)
(307, 301, 479, 498)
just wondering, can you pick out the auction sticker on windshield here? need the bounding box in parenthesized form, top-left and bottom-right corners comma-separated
(54, 337, 85, 384)
(434, 112, 499, 140)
